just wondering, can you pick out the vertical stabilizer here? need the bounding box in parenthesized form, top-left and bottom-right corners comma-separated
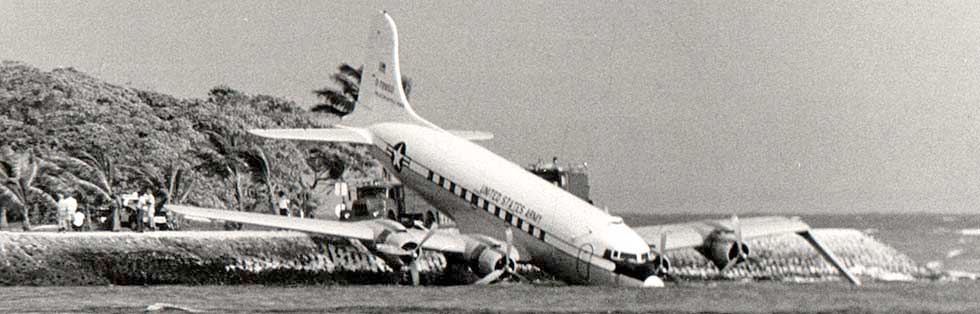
(340, 11, 437, 129)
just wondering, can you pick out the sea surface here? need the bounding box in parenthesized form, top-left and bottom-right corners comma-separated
(2, 282, 978, 313)
(623, 213, 980, 275)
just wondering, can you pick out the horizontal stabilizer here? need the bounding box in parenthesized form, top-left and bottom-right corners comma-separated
(249, 128, 371, 144)
(448, 130, 494, 141)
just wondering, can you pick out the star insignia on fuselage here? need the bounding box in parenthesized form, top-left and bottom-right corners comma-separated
(386, 142, 410, 172)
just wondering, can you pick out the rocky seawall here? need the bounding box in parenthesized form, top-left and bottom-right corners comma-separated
(0, 228, 947, 286)
(666, 228, 930, 282)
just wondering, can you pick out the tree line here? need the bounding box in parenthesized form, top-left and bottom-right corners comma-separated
(0, 61, 376, 230)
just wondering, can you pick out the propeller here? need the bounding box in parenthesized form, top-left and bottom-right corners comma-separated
(653, 232, 670, 276)
(474, 227, 526, 285)
(501, 228, 529, 282)
(407, 222, 439, 286)
(720, 214, 748, 273)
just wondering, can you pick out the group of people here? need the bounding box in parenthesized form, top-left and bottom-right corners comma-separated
(58, 189, 299, 232)
(131, 187, 156, 232)
(56, 188, 158, 232)
(56, 193, 84, 231)
(277, 191, 309, 218)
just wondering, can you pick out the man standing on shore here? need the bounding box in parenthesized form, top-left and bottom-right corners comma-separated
(56, 193, 78, 231)
(277, 191, 291, 217)
(138, 188, 156, 231)
(63, 193, 77, 231)
(56, 194, 67, 231)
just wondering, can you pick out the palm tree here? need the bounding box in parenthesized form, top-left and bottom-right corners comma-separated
(130, 161, 197, 225)
(241, 147, 275, 215)
(0, 148, 58, 231)
(0, 193, 10, 229)
(312, 63, 361, 116)
(54, 150, 125, 231)
(294, 146, 349, 216)
(196, 131, 273, 211)
(311, 63, 412, 116)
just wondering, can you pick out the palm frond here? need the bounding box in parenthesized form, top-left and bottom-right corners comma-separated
(28, 186, 57, 209)
(337, 63, 362, 82)
(62, 173, 112, 200)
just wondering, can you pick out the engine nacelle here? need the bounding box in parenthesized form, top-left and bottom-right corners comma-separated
(474, 246, 508, 275)
(372, 221, 423, 258)
(462, 235, 520, 276)
(702, 237, 750, 269)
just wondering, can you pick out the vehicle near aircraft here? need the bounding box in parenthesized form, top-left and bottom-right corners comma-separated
(168, 11, 860, 287)
(526, 158, 591, 203)
(341, 159, 585, 226)
(336, 181, 388, 221)
(331, 179, 448, 228)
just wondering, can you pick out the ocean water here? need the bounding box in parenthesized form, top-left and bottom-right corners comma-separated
(621, 213, 980, 275)
(4, 282, 979, 313)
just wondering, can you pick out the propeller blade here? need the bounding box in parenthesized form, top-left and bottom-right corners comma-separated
(732, 214, 745, 259)
(504, 228, 513, 270)
(405, 223, 440, 286)
(509, 269, 530, 283)
(413, 220, 428, 231)
(416, 223, 439, 248)
(473, 269, 505, 285)
(720, 255, 739, 273)
(656, 233, 668, 275)
(797, 230, 861, 286)
(658, 233, 667, 255)
(410, 259, 420, 286)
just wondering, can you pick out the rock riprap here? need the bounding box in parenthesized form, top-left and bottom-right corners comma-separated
(0, 229, 933, 285)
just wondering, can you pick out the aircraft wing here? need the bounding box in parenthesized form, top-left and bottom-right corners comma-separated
(167, 205, 377, 240)
(633, 215, 860, 285)
(166, 205, 466, 254)
(631, 216, 810, 251)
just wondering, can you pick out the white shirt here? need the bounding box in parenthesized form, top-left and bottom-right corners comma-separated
(138, 193, 156, 215)
(57, 197, 77, 218)
(278, 198, 290, 209)
(63, 197, 78, 216)
(72, 211, 85, 227)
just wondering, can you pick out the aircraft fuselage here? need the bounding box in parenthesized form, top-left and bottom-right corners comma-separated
(366, 122, 662, 286)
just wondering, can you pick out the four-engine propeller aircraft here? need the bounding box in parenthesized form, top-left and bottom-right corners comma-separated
(167, 11, 860, 287)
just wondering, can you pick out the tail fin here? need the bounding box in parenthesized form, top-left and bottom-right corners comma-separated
(340, 11, 437, 129)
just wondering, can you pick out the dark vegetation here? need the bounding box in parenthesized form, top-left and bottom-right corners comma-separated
(0, 60, 378, 230)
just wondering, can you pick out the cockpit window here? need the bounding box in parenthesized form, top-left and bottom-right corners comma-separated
(605, 249, 656, 264)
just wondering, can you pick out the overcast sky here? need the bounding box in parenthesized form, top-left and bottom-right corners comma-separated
(3, 1, 979, 214)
